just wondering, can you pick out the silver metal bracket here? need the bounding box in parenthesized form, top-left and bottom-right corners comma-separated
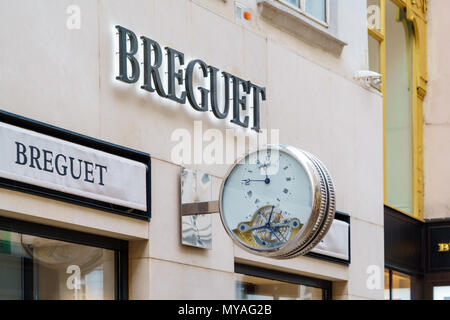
(181, 201, 219, 216)
(180, 168, 216, 249)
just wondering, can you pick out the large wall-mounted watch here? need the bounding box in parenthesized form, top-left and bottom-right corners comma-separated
(219, 145, 336, 259)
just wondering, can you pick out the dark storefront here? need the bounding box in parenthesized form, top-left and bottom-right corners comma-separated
(385, 206, 450, 300)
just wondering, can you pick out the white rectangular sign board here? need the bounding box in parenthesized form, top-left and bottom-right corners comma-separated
(0, 122, 148, 211)
(311, 219, 349, 261)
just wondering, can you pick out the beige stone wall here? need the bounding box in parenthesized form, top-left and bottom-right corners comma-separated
(424, 0, 450, 220)
(0, 0, 384, 299)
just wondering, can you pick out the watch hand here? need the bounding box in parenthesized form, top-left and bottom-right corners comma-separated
(242, 177, 271, 185)
(242, 178, 266, 183)
(268, 205, 274, 223)
(238, 224, 268, 232)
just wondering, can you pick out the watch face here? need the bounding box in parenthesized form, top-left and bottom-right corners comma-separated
(220, 147, 317, 255)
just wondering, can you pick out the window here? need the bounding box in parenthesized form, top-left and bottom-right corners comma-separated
(234, 264, 331, 300)
(384, 269, 390, 299)
(368, 35, 381, 74)
(368, 0, 422, 219)
(235, 274, 324, 300)
(384, 269, 412, 300)
(391, 271, 411, 300)
(385, 0, 415, 216)
(433, 286, 450, 300)
(367, 0, 382, 31)
(0, 217, 128, 300)
(367, 0, 384, 91)
(280, 0, 329, 24)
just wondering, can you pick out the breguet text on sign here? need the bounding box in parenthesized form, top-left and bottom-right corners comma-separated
(0, 122, 148, 211)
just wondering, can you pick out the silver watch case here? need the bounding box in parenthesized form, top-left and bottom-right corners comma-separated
(218, 144, 336, 259)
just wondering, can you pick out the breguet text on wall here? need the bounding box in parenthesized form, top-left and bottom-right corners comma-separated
(115, 25, 266, 132)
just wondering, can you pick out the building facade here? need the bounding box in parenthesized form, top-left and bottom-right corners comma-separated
(422, 0, 450, 299)
(0, 0, 385, 300)
(365, 0, 450, 300)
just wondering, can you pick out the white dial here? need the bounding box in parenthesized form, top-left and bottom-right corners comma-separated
(220, 147, 315, 253)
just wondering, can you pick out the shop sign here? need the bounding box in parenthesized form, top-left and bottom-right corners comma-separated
(0, 119, 149, 214)
(310, 217, 350, 262)
(114, 25, 266, 132)
(438, 243, 449, 252)
(428, 225, 450, 272)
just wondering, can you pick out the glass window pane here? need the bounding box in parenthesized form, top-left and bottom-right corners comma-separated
(235, 274, 324, 300)
(367, 0, 381, 30)
(384, 269, 390, 300)
(433, 286, 450, 300)
(368, 35, 381, 90)
(368, 35, 381, 73)
(391, 271, 411, 300)
(0, 230, 115, 300)
(385, 0, 414, 214)
(283, 0, 300, 8)
(305, 0, 327, 22)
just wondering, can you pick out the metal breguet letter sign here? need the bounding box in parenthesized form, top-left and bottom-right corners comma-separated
(219, 145, 336, 259)
(115, 25, 266, 132)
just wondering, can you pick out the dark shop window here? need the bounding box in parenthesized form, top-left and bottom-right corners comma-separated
(0, 216, 128, 300)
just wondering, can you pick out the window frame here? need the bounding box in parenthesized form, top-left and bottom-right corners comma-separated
(278, 0, 330, 27)
(0, 216, 128, 300)
(234, 263, 332, 300)
(368, 0, 425, 221)
(385, 267, 415, 300)
(429, 282, 450, 300)
(367, 0, 385, 81)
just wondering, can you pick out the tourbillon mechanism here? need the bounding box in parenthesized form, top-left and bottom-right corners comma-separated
(233, 205, 302, 250)
(219, 145, 336, 259)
